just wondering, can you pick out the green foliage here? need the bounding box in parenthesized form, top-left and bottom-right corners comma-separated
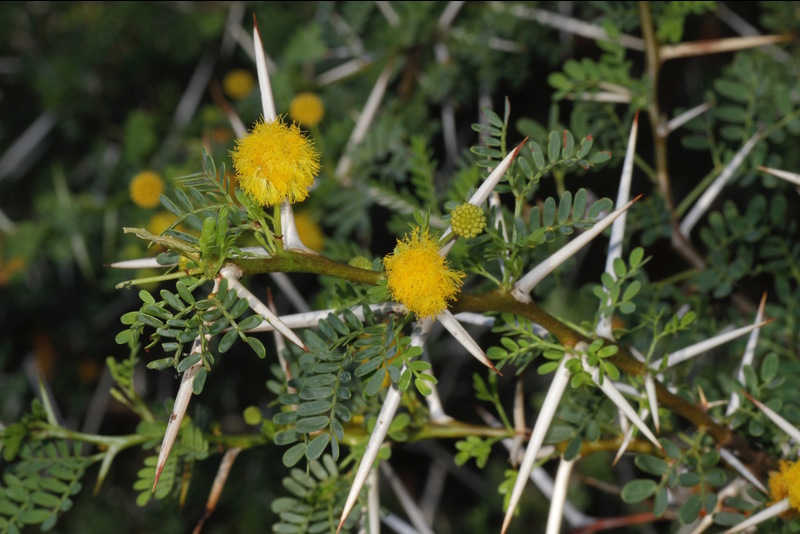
(593, 247, 648, 324)
(270, 455, 361, 534)
(488, 313, 557, 373)
(0, 440, 87, 532)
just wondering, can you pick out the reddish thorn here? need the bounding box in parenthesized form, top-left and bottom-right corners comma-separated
(512, 136, 529, 159)
(152, 466, 163, 494)
(632, 193, 644, 203)
(633, 110, 640, 123)
(742, 390, 760, 406)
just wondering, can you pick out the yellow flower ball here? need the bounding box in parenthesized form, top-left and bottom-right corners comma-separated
(129, 171, 164, 209)
(222, 69, 256, 101)
(770, 459, 800, 511)
(289, 93, 325, 127)
(383, 227, 465, 318)
(231, 118, 321, 207)
(294, 210, 325, 252)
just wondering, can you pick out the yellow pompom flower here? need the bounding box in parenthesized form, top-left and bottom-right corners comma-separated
(769, 459, 800, 511)
(289, 93, 325, 127)
(129, 171, 164, 209)
(231, 118, 321, 207)
(383, 227, 465, 318)
(222, 69, 256, 101)
(294, 210, 325, 252)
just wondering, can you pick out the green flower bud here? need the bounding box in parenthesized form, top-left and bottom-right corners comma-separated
(348, 256, 373, 270)
(451, 203, 487, 239)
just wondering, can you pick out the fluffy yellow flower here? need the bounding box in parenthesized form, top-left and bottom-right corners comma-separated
(222, 69, 256, 101)
(384, 227, 465, 318)
(289, 92, 325, 127)
(769, 459, 800, 511)
(129, 171, 164, 209)
(231, 118, 320, 207)
(294, 210, 325, 252)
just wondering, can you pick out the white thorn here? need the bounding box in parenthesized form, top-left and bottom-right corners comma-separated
(438, 143, 524, 252)
(245, 303, 407, 332)
(644, 374, 659, 433)
(545, 457, 576, 534)
(437, 1, 465, 30)
(253, 18, 277, 122)
(420, 348, 451, 423)
(374, 1, 400, 27)
(317, 58, 371, 86)
(340, 387, 402, 532)
(338, 318, 434, 531)
(690, 478, 749, 534)
(268, 272, 312, 313)
(566, 91, 631, 103)
(723, 498, 790, 534)
(220, 266, 307, 350)
(651, 321, 770, 370)
(154, 276, 222, 491)
(380, 513, 418, 534)
(613, 409, 649, 466)
(381, 462, 434, 534)
(727, 293, 767, 416)
(153, 342, 203, 492)
(512, 197, 640, 301)
(496, 3, 645, 50)
(280, 201, 314, 253)
(108, 257, 172, 269)
(718, 448, 767, 494)
(591, 366, 661, 450)
(335, 61, 394, 184)
(607, 115, 638, 270)
(758, 165, 800, 186)
(680, 131, 762, 236)
(436, 310, 499, 373)
(597, 115, 638, 338)
(501, 354, 572, 534)
(490, 192, 509, 277)
(744, 392, 800, 444)
(468, 142, 524, 208)
(666, 102, 712, 134)
(367, 467, 381, 534)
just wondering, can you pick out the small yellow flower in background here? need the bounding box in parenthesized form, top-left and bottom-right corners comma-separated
(769, 459, 800, 511)
(451, 203, 487, 238)
(130, 171, 164, 209)
(222, 69, 256, 101)
(0, 256, 25, 286)
(231, 118, 320, 207)
(289, 92, 325, 127)
(294, 210, 325, 252)
(384, 227, 465, 318)
(147, 212, 178, 236)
